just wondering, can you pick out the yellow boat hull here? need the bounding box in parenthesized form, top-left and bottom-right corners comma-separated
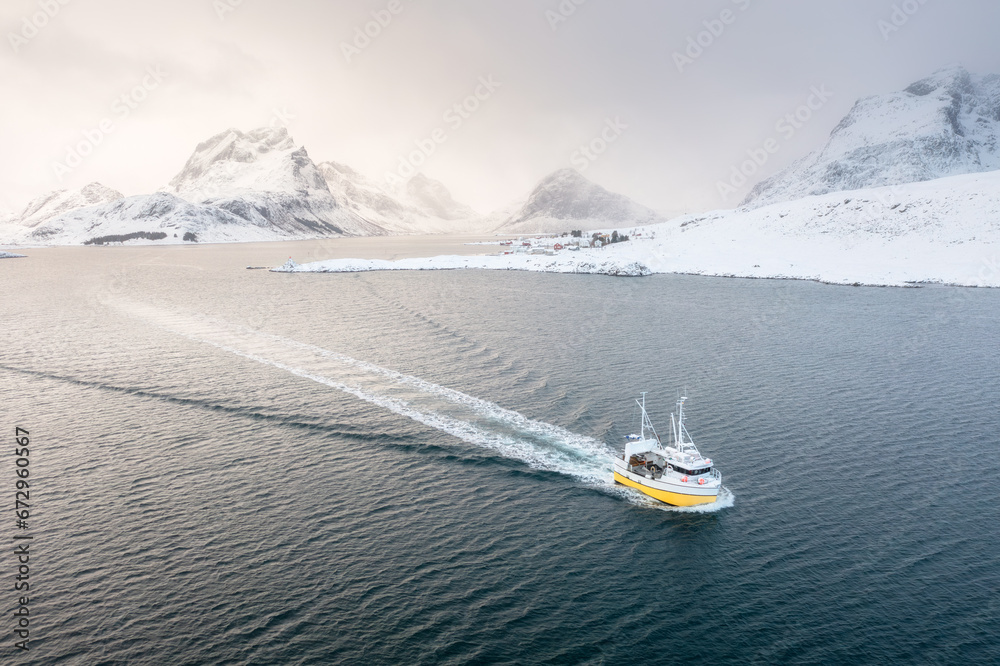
(613, 471, 718, 507)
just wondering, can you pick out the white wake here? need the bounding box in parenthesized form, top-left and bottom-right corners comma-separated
(115, 301, 733, 512)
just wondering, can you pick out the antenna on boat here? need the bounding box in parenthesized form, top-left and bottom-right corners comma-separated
(674, 395, 699, 455)
(635, 393, 660, 444)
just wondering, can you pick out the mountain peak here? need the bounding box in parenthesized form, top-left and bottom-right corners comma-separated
(742, 67, 1000, 208)
(904, 65, 972, 97)
(495, 168, 663, 233)
(168, 127, 300, 194)
(404, 173, 477, 220)
(315, 163, 486, 233)
(163, 128, 384, 237)
(19, 182, 123, 228)
(536, 168, 588, 187)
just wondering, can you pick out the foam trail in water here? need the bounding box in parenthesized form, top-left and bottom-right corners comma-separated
(115, 301, 732, 512)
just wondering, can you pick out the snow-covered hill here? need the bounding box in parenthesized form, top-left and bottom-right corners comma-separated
(287, 170, 1000, 288)
(493, 168, 664, 234)
(317, 162, 486, 234)
(18, 182, 123, 228)
(16, 193, 293, 245)
(744, 66, 1000, 208)
(667, 171, 1000, 286)
(166, 127, 386, 237)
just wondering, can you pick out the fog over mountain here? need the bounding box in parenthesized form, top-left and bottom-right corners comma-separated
(493, 169, 664, 234)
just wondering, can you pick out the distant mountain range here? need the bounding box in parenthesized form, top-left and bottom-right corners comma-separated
(1, 127, 660, 245)
(743, 66, 1000, 208)
(5, 65, 1000, 248)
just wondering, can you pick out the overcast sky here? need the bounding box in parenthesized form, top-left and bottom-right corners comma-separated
(2, 0, 999, 216)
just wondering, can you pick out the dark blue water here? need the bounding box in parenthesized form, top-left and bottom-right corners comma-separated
(2, 245, 998, 664)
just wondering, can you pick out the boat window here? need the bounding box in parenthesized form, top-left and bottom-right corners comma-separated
(670, 466, 711, 476)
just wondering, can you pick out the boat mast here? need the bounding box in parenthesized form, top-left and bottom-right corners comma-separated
(675, 396, 700, 455)
(675, 396, 691, 451)
(677, 397, 684, 446)
(640, 392, 646, 439)
(635, 393, 659, 443)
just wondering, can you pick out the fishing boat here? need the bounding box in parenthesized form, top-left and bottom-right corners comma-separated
(612, 394, 722, 506)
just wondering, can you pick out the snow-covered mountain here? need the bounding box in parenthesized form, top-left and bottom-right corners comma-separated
(0, 130, 667, 245)
(288, 169, 1000, 287)
(19, 193, 284, 245)
(0, 127, 496, 245)
(493, 168, 664, 234)
(317, 162, 485, 234)
(743, 66, 1000, 208)
(18, 182, 123, 228)
(3, 128, 394, 245)
(166, 127, 386, 237)
(404, 173, 479, 221)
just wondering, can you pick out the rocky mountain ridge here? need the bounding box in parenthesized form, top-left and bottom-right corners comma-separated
(743, 66, 1000, 208)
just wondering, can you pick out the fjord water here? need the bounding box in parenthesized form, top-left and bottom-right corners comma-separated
(2, 243, 998, 664)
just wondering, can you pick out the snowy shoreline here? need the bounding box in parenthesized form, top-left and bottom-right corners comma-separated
(271, 251, 994, 288)
(272, 253, 654, 278)
(274, 171, 1000, 289)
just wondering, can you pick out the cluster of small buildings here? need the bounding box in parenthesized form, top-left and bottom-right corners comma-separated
(498, 236, 589, 255)
(497, 230, 649, 256)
